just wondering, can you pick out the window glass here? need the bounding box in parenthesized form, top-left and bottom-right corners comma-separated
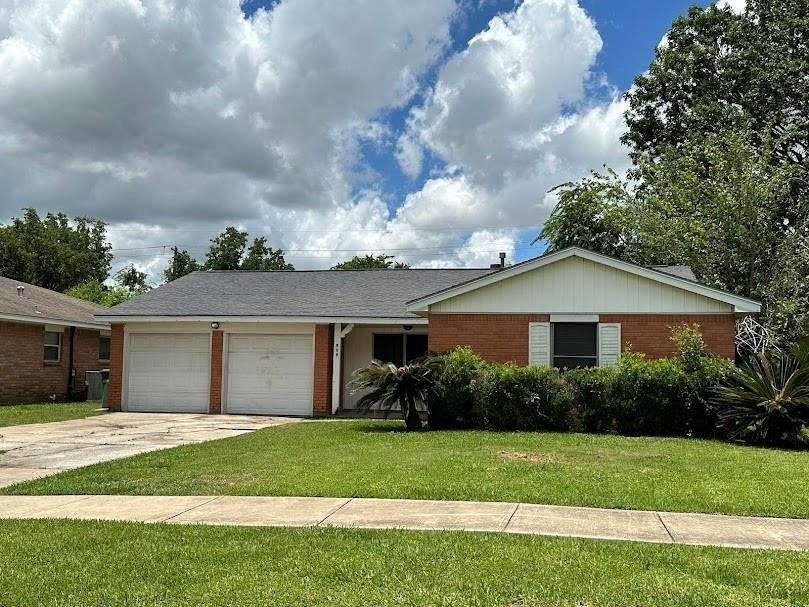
(553, 323, 597, 369)
(373, 334, 404, 366)
(99, 336, 111, 361)
(44, 331, 61, 362)
(405, 334, 428, 363)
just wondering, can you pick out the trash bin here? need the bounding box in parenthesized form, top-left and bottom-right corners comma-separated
(100, 368, 110, 408)
(85, 371, 103, 401)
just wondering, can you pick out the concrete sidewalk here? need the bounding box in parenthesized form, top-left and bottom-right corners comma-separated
(1, 494, 807, 551)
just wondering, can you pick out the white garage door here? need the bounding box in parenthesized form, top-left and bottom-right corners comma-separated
(225, 334, 313, 416)
(126, 333, 210, 413)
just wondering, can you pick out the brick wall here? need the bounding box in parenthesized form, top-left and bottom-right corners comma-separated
(209, 330, 223, 414)
(599, 314, 736, 359)
(312, 324, 333, 415)
(428, 313, 736, 364)
(72, 328, 105, 393)
(107, 324, 124, 411)
(428, 314, 550, 365)
(0, 321, 106, 404)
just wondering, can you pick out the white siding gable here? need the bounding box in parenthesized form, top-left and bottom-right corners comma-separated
(430, 256, 733, 314)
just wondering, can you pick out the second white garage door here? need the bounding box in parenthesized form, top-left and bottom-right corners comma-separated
(225, 334, 314, 416)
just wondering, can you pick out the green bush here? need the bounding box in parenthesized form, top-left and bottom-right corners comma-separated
(713, 344, 809, 448)
(564, 366, 619, 433)
(425, 347, 485, 429)
(473, 364, 573, 431)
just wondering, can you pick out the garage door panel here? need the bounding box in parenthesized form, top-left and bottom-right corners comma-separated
(126, 333, 210, 413)
(225, 334, 313, 416)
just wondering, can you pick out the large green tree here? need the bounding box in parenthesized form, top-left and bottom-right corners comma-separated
(331, 254, 409, 270)
(241, 237, 294, 271)
(537, 169, 637, 259)
(624, 1, 809, 175)
(163, 247, 202, 282)
(164, 228, 294, 281)
(204, 227, 248, 270)
(67, 264, 151, 308)
(0, 209, 112, 292)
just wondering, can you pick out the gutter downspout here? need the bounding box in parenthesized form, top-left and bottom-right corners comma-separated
(67, 326, 76, 399)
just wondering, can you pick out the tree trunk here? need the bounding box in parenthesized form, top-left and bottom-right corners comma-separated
(404, 396, 421, 430)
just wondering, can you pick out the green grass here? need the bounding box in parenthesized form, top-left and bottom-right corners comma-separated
(0, 401, 102, 427)
(0, 519, 807, 606)
(7, 420, 808, 518)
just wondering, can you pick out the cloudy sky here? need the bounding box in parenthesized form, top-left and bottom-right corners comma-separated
(0, 0, 710, 280)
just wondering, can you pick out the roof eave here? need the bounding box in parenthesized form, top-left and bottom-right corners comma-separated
(0, 312, 109, 329)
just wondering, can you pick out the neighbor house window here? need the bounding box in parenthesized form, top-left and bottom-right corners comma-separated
(99, 336, 111, 361)
(43, 331, 62, 362)
(552, 323, 597, 369)
(372, 333, 428, 366)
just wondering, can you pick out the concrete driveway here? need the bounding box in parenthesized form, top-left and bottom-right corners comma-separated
(0, 412, 297, 488)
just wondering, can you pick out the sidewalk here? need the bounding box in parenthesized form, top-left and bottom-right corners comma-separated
(1, 494, 808, 551)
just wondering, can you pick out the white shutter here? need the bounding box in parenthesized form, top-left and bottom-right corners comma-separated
(598, 323, 621, 367)
(528, 322, 551, 366)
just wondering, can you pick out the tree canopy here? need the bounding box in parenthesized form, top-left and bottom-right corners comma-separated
(67, 264, 151, 307)
(331, 254, 409, 270)
(162, 228, 294, 281)
(0, 208, 112, 293)
(162, 247, 202, 283)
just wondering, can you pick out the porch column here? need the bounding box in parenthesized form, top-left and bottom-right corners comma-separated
(331, 323, 354, 414)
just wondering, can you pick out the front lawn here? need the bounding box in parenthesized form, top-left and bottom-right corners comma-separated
(1, 519, 807, 606)
(7, 420, 809, 518)
(0, 402, 102, 428)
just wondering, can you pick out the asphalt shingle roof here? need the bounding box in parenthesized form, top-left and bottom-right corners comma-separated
(97, 269, 495, 319)
(0, 276, 107, 326)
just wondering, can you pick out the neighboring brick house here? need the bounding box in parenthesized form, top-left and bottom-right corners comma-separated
(0, 277, 110, 404)
(96, 247, 760, 417)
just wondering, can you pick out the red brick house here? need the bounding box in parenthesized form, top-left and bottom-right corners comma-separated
(97, 247, 760, 416)
(0, 277, 110, 404)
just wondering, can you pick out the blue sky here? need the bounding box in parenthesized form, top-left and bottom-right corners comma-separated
(0, 0, 716, 275)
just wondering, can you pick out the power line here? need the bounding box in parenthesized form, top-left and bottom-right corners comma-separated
(106, 224, 538, 234)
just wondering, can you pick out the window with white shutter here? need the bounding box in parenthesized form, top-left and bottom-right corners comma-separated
(528, 322, 550, 366)
(597, 323, 621, 367)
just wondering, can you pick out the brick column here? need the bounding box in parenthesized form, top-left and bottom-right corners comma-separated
(209, 330, 224, 414)
(312, 324, 333, 416)
(107, 324, 124, 411)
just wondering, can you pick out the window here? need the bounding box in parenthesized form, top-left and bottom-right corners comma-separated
(372, 333, 428, 366)
(552, 323, 597, 369)
(99, 336, 111, 361)
(43, 331, 62, 362)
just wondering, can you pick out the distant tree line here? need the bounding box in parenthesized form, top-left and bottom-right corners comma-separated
(0, 210, 410, 306)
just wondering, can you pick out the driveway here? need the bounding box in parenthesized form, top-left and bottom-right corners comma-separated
(0, 413, 297, 488)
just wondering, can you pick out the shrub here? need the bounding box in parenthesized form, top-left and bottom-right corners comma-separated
(713, 345, 809, 448)
(473, 364, 573, 431)
(425, 347, 485, 429)
(348, 361, 436, 430)
(611, 353, 691, 435)
(669, 323, 734, 436)
(565, 366, 619, 433)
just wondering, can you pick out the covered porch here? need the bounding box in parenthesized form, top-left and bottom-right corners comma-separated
(329, 320, 428, 414)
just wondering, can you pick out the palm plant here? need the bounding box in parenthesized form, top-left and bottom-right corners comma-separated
(713, 344, 809, 448)
(348, 361, 436, 430)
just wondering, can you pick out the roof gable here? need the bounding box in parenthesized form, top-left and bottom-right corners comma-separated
(406, 248, 761, 314)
